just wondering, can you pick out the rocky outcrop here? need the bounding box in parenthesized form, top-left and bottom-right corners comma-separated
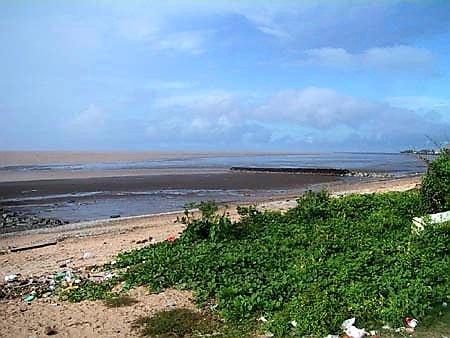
(229, 166, 395, 178)
(0, 208, 68, 234)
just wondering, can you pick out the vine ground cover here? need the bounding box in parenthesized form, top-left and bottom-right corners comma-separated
(69, 190, 449, 336)
(68, 152, 449, 336)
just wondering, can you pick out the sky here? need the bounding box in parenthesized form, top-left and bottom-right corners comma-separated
(1, 0, 450, 152)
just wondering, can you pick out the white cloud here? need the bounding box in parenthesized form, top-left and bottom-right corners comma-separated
(385, 96, 450, 112)
(299, 45, 436, 72)
(145, 91, 271, 145)
(242, 12, 291, 39)
(257, 87, 377, 129)
(363, 45, 435, 69)
(149, 30, 210, 55)
(143, 87, 450, 150)
(57, 88, 450, 151)
(117, 16, 211, 55)
(65, 104, 106, 135)
(253, 87, 450, 149)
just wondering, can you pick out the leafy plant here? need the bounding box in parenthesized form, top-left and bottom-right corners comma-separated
(421, 150, 450, 213)
(69, 188, 449, 336)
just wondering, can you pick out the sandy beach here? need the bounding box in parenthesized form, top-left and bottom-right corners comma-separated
(0, 175, 422, 338)
(0, 150, 425, 337)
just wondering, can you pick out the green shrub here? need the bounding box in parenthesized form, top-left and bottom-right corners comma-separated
(70, 190, 449, 336)
(421, 150, 450, 213)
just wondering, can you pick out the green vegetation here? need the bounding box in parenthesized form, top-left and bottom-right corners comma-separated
(68, 154, 450, 337)
(132, 309, 221, 337)
(421, 149, 450, 212)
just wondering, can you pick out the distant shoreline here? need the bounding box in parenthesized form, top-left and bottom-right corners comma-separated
(0, 151, 325, 166)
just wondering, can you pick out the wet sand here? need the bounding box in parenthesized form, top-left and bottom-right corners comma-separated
(0, 172, 339, 201)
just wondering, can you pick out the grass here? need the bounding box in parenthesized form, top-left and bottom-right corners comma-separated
(132, 309, 221, 337)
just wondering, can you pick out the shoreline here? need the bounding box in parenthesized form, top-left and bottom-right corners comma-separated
(0, 175, 423, 337)
(0, 175, 422, 239)
(0, 175, 422, 279)
(0, 172, 341, 226)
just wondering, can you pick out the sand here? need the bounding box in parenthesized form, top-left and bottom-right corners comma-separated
(0, 172, 338, 200)
(0, 175, 422, 337)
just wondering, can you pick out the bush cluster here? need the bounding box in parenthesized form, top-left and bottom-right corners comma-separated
(421, 149, 450, 213)
(68, 153, 450, 336)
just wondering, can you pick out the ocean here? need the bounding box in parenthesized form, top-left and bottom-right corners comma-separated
(0, 152, 427, 223)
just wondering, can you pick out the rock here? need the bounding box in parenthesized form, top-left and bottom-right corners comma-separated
(19, 303, 28, 312)
(45, 326, 58, 335)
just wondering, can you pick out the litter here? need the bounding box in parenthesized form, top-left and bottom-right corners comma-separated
(165, 302, 177, 307)
(342, 318, 366, 338)
(4, 274, 18, 282)
(103, 271, 116, 280)
(405, 318, 418, 329)
(412, 210, 450, 234)
(290, 320, 297, 327)
(166, 235, 176, 242)
(24, 295, 35, 302)
(258, 316, 268, 322)
(342, 318, 356, 329)
(346, 325, 367, 338)
(82, 252, 94, 260)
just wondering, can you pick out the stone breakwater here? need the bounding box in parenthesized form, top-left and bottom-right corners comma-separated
(0, 208, 68, 235)
(229, 167, 395, 178)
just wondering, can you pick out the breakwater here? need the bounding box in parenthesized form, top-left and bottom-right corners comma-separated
(230, 167, 395, 178)
(230, 166, 350, 176)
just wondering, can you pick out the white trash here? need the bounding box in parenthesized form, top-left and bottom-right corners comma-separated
(342, 318, 356, 329)
(342, 318, 366, 338)
(345, 325, 367, 338)
(405, 318, 418, 329)
(4, 274, 18, 282)
(82, 252, 94, 260)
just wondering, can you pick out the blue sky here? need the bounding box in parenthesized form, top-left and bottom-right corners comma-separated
(1, 0, 450, 152)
